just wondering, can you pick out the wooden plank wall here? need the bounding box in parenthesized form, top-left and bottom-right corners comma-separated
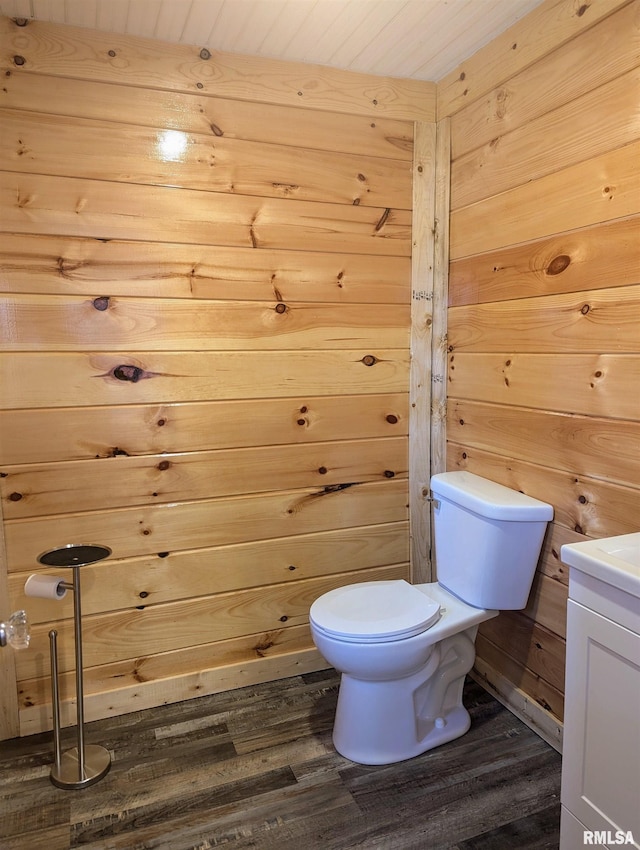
(439, 0, 640, 747)
(0, 16, 436, 738)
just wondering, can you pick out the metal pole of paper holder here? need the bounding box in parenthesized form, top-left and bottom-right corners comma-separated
(25, 544, 112, 790)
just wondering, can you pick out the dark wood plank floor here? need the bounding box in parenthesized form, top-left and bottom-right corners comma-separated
(0, 669, 561, 849)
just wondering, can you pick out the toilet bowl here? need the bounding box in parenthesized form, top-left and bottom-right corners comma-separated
(310, 472, 553, 765)
(310, 581, 497, 764)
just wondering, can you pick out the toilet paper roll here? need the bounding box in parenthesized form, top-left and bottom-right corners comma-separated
(24, 574, 68, 600)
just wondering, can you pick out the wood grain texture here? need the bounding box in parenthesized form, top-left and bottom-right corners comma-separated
(0, 671, 562, 850)
(444, 0, 639, 746)
(11, 523, 410, 622)
(0, 109, 413, 208)
(431, 117, 451, 478)
(447, 352, 640, 420)
(523, 572, 569, 640)
(0, 393, 409, 465)
(447, 444, 640, 538)
(437, 0, 634, 119)
(448, 216, 640, 307)
(0, 496, 18, 740)
(0, 349, 410, 409)
(0, 172, 413, 256)
(0, 233, 411, 302)
(451, 67, 640, 209)
(1, 437, 408, 518)
(447, 399, 640, 487)
(0, 16, 435, 121)
(4, 479, 409, 572)
(450, 141, 640, 259)
(448, 284, 640, 353)
(0, 293, 410, 351)
(447, 0, 640, 154)
(14, 564, 409, 681)
(0, 13, 418, 737)
(475, 632, 564, 719)
(0, 71, 415, 160)
(409, 122, 436, 584)
(16, 625, 323, 734)
(479, 612, 565, 694)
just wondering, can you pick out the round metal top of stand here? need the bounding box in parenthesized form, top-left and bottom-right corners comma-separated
(37, 544, 112, 568)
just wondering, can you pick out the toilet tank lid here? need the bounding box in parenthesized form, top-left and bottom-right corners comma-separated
(430, 472, 553, 522)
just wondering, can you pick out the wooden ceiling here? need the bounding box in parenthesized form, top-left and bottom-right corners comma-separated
(0, 0, 544, 81)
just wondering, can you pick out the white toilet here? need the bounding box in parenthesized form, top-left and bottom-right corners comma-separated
(309, 471, 553, 765)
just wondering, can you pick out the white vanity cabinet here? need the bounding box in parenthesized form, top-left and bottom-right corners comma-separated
(560, 534, 640, 850)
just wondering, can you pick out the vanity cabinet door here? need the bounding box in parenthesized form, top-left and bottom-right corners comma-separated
(561, 599, 640, 847)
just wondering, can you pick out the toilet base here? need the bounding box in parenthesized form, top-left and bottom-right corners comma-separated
(332, 631, 476, 765)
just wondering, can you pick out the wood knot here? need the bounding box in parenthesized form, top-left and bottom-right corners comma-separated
(113, 364, 143, 382)
(109, 447, 130, 457)
(362, 354, 377, 367)
(199, 48, 211, 60)
(386, 414, 398, 424)
(254, 633, 278, 657)
(13, 55, 25, 66)
(274, 303, 287, 314)
(157, 460, 170, 471)
(9, 492, 22, 501)
(374, 208, 390, 232)
(93, 296, 110, 311)
(546, 254, 571, 276)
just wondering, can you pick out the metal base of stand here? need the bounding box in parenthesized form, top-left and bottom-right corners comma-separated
(50, 744, 111, 790)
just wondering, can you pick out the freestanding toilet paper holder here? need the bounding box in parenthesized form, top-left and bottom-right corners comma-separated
(32, 544, 112, 790)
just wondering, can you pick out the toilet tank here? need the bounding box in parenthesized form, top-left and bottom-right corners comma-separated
(430, 471, 553, 610)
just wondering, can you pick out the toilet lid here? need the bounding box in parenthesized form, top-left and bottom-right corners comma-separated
(310, 580, 441, 643)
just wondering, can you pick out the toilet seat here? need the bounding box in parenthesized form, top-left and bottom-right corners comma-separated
(309, 580, 441, 643)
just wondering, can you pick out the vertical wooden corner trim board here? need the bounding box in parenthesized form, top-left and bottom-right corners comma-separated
(410, 122, 437, 584)
(432, 118, 450, 479)
(0, 498, 19, 740)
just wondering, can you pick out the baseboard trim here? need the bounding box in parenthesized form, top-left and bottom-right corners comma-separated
(471, 658, 563, 754)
